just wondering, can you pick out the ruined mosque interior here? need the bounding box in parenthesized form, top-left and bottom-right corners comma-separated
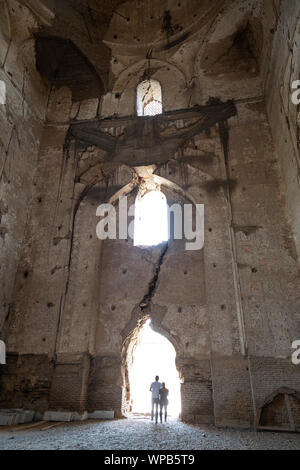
(0, 0, 300, 451)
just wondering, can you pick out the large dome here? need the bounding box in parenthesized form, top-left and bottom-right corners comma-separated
(104, 0, 222, 53)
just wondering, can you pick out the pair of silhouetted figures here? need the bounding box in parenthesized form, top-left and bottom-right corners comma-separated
(149, 375, 169, 424)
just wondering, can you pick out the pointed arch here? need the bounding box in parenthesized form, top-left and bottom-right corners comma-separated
(136, 79, 162, 116)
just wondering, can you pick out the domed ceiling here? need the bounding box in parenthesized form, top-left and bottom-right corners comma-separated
(104, 0, 224, 54)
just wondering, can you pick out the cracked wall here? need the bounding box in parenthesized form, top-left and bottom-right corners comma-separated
(0, 0, 300, 430)
(0, 0, 49, 333)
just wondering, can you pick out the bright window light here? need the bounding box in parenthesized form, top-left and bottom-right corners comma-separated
(128, 320, 181, 417)
(134, 191, 169, 247)
(137, 79, 162, 116)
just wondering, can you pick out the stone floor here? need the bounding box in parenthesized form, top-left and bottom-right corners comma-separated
(0, 417, 300, 450)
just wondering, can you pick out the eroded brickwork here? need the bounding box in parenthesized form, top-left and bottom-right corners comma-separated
(0, 0, 299, 431)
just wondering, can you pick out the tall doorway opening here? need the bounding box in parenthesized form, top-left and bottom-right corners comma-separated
(126, 320, 181, 418)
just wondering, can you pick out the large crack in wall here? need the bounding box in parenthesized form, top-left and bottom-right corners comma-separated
(122, 241, 169, 343)
(139, 242, 169, 311)
(121, 240, 169, 413)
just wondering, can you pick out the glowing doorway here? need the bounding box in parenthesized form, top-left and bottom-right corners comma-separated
(128, 320, 181, 417)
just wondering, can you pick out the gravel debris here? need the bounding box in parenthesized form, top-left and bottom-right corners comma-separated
(0, 417, 299, 450)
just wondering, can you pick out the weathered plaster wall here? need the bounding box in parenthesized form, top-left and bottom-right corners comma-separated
(0, 0, 48, 332)
(219, 106, 300, 427)
(0, 0, 299, 430)
(265, 0, 300, 261)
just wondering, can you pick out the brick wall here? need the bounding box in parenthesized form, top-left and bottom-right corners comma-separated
(87, 355, 123, 417)
(181, 381, 214, 424)
(0, 354, 53, 411)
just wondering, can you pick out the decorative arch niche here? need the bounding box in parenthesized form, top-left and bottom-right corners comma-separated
(257, 388, 300, 432)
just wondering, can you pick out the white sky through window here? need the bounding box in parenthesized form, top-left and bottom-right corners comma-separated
(137, 79, 162, 116)
(134, 190, 168, 247)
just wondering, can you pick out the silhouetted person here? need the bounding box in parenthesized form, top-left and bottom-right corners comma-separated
(150, 375, 162, 424)
(159, 382, 169, 422)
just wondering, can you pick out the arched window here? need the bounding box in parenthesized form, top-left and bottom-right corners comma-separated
(134, 190, 168, 246)
(136, 79, 162, 116)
